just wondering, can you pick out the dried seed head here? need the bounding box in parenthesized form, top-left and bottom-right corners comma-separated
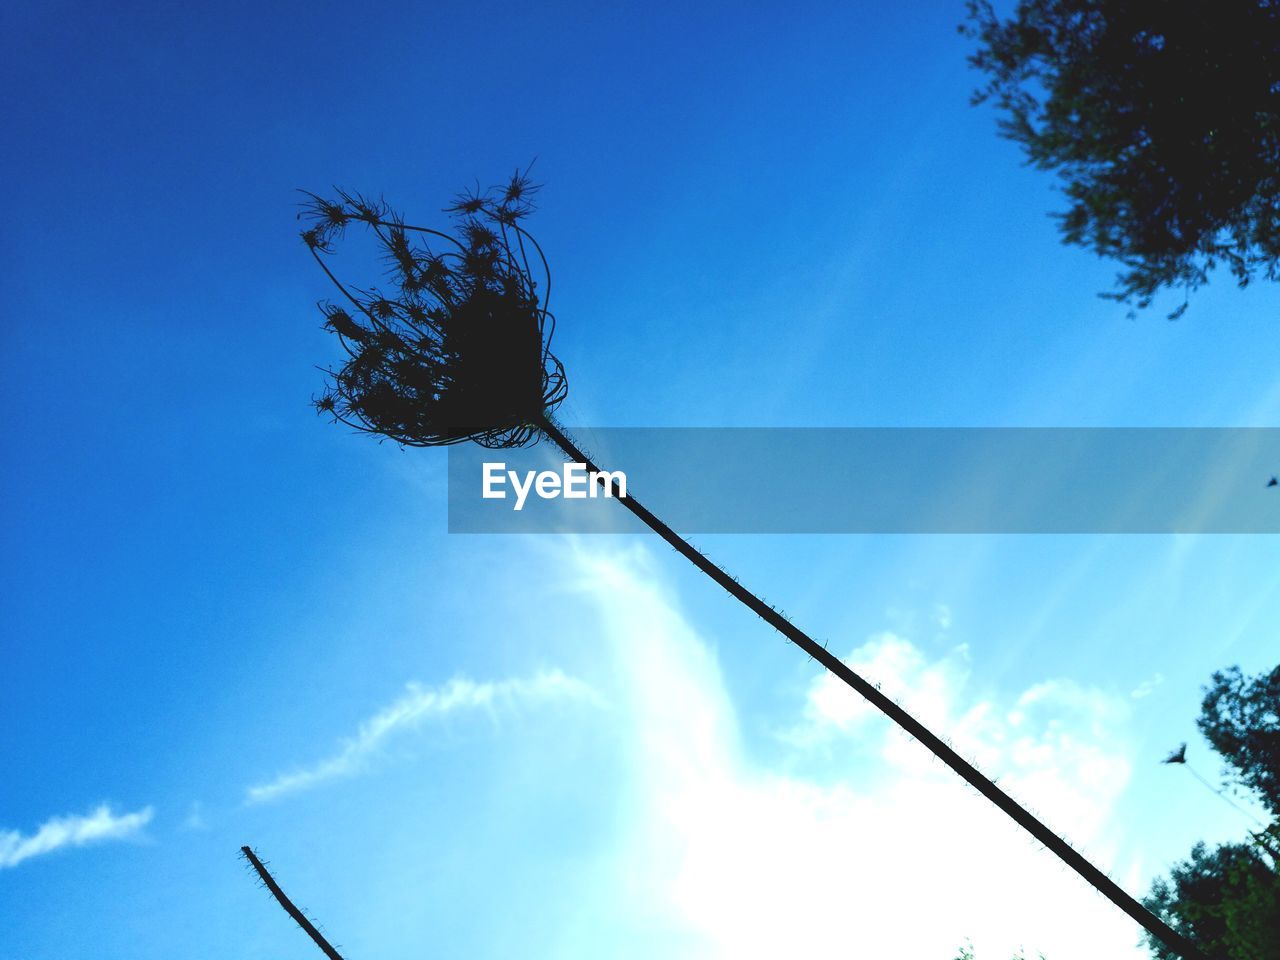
(301, 172, 567, 448)
(319, 202, 348, 227)
(321, 305, 366, 341)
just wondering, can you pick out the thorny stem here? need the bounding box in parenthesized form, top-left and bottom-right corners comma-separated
(534, 413, 1206, 960)
(241, 845, 346, 960)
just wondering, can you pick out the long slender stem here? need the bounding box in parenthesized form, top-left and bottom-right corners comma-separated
(535, 414, 1203, 960)
(241, 845, 346, 960)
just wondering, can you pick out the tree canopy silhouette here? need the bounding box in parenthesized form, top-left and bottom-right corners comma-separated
(1144, 662, 1280, 959)
(962, 0, 1280, 317)
(1144, 841, 1280, 960)
(1197, 664, 1280, 816)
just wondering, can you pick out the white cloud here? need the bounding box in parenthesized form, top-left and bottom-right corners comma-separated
(246, 669, 602, 804)
(934, 602, 954, 631)
(566, 543, 1147, 960)
(0, 805, 154, 869)
(799, 631, 967, 738)
(180, 801, 209, 832)
(1130, 673, 1164, 699)
(789, 632, 1133, 843)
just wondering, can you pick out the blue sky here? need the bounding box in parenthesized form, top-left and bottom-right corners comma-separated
(2, 1, 1278, 957)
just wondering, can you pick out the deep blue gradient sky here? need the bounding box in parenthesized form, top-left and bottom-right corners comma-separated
(3, 2, 1278, 958)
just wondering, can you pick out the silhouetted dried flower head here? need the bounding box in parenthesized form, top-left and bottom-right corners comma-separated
(301, 168, 566, 447)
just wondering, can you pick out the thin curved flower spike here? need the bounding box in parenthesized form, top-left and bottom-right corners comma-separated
(300, 171, 1204, 960)
(300, 168, 566, 448)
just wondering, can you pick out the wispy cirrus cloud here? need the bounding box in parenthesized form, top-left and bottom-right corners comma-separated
(246, 669, 602, 804)
(0, 804, 154, 870)
(1130, 672, 1165, 699)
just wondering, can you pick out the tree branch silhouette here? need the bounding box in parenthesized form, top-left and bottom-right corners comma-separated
(241, 845, 345, 960)
(299, 172, 1206, 960)
(963, 0, 1280, 318)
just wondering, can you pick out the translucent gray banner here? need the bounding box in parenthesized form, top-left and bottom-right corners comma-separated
(447, 428, 1280, 533)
